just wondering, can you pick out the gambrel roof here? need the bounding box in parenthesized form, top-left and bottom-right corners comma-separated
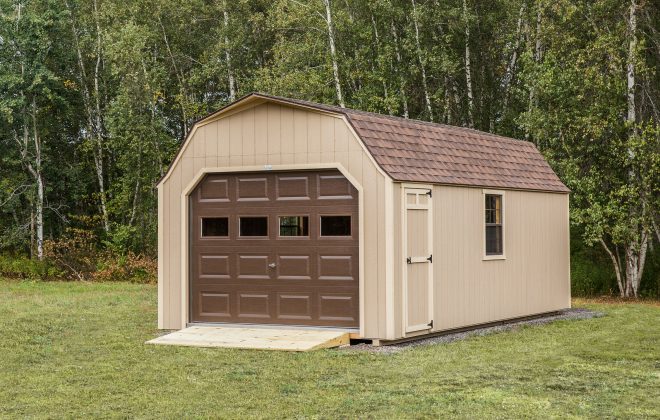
(161, 93, 570, 193)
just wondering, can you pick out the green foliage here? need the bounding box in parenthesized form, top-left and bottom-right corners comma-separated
(0, 254, 61, 280)
(0, 0, 657, 293)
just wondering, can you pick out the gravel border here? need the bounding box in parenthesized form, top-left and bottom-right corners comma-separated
(340, 308, 604, 354)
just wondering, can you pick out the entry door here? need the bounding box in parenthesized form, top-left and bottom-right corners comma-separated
(403, 187, 434, 333)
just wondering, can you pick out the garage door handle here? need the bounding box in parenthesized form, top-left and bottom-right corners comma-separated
(268, 263, 277, 268)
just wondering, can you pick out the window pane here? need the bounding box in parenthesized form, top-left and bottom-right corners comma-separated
(320, 215, 351, 236)
(279, 216, 309, 237)
(486, 225, 503, 255)
(201, 217, 229, 237)
(239, 217, 268, 236)
(485, 194, 502, 224)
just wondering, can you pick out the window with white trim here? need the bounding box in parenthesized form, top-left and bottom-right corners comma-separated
(485, 194, 503, 256)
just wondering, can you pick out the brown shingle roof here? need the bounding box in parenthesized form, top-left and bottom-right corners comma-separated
(262, 94, 569, 193)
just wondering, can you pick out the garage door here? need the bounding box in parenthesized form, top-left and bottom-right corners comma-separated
(190, 170, 359, 327)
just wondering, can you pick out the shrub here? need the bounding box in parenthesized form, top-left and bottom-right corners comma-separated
(0, 254, 62, 279)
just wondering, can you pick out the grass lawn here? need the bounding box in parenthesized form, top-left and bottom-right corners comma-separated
(1, 279, 658, 418)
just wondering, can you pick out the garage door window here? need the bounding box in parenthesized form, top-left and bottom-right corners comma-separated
(279, 216, 309, 237)
(201, 217, 229, 237)
(320, 215, 351, 236)
(239, 216, 268, 237)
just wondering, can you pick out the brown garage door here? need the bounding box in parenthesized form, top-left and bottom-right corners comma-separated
(190, 170, 359, 327)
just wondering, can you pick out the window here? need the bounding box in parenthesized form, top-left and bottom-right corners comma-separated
(239, 217, 268, 236)
(201, 217, 228, 237)
(485, 194, 503, 256)
(279, 216, 309, 237)
(320, 215, 351, 236)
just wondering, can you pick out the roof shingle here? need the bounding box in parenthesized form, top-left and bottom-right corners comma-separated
(266, 95, 568, 193)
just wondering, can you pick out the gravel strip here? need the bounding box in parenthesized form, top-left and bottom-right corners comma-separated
(340, 308, 604, 354)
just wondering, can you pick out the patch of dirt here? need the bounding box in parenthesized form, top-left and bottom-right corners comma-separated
(340, 308, 604, 354)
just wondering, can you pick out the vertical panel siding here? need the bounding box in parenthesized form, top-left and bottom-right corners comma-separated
(159, 103, 387, 337)
(394, 185, 570, 337)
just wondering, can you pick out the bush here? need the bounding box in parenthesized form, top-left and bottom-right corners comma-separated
(0, 254, 62, 280)
(93, 252, 157, 284)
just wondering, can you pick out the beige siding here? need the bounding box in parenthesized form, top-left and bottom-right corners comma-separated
(394, 184, 570, 338)
(159, 103, 388, 337)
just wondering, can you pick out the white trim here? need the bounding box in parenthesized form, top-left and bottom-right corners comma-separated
(482, 189, 506, 261)
(401, 184, 434, 334)
(179, 163, 367, 338)
(157, 184, 164, 329)
(384, 178, 395, 339)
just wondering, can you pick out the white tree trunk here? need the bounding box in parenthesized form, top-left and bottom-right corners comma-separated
(223, 2, 236, 101)
(627, 0, 637, 127)
(600, 238, 624, 297)
(32, 110, 44, 260)
(411, 0, 433, 121)
(501, 1, 526, 115)
(322, 0, 344, 107)
(463, 0, 474, 127)
(391, 22, 409, 118)
(371, 14, 392, 115)
(66, 0, 110, 233)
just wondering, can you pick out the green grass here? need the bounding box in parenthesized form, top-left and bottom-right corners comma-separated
(0, 279, 658, 418)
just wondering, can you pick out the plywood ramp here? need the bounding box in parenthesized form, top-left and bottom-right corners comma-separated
(146, 326, 350, 352)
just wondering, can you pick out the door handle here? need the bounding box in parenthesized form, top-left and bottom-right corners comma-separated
(268, 263, 277, 269)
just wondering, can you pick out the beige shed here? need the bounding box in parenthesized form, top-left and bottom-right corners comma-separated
(157, 93, 571, 342)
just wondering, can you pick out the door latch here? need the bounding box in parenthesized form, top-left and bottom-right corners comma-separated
(427, 254, 432, 263)
(268, 263, 277, 269)
(406, 257, 412, 264)
(427, 320, 434, 328)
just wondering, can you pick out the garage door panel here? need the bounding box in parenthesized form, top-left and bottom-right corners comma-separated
(237, 293, 271, 318)
(318, 255, 355, 281)
(236, 177, 269, 201)
(276, 176, 310, 200)
(191, 170, 358, 327)
(319, 294, 358, 322)
(277, 293, 313, 320)
(199, 178, 230, 202)
(199, 292, 231, 317)
(318, 175, 355, 199)
(199, 254, 230, 279)
(237, 255, 272, 279)
(276, 255, 311, 280)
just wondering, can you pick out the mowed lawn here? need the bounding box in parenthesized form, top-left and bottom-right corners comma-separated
(0, 279, 658, 418)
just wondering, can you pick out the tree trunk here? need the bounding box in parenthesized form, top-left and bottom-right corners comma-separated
(600, 238, 625, 297)
(66, 0, 110, 233)
(411, 0, 433, 121)
(24, 101, 44, 260)
(371, 14, 392, 115)
(526, 4, 542, 142)
(322, 0, 344, 107)
(501, 1, 526, 117)
(627, 0, 637, 128)
(391, 22, 409, 118)
(463, 0, 474, 128)
(223, 1, 236, 101)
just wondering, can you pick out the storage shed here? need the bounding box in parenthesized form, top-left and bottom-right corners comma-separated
(157, 93, 571, 342)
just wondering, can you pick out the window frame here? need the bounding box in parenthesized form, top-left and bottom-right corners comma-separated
(482, 189, 506, 260)
(200, 216, 230, 238)
(277, 215, 310, 238)
(238, 215, 269, 238)
(319, 214, 353, 238)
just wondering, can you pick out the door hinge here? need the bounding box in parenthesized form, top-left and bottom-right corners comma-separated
(426, 189, 432, 198)
(406, 257, 412, 264)
(428, 320, 434, 328)
(427, 254, 433, 263)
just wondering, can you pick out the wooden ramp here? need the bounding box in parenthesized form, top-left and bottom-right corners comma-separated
(146, 325, 350, 352)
